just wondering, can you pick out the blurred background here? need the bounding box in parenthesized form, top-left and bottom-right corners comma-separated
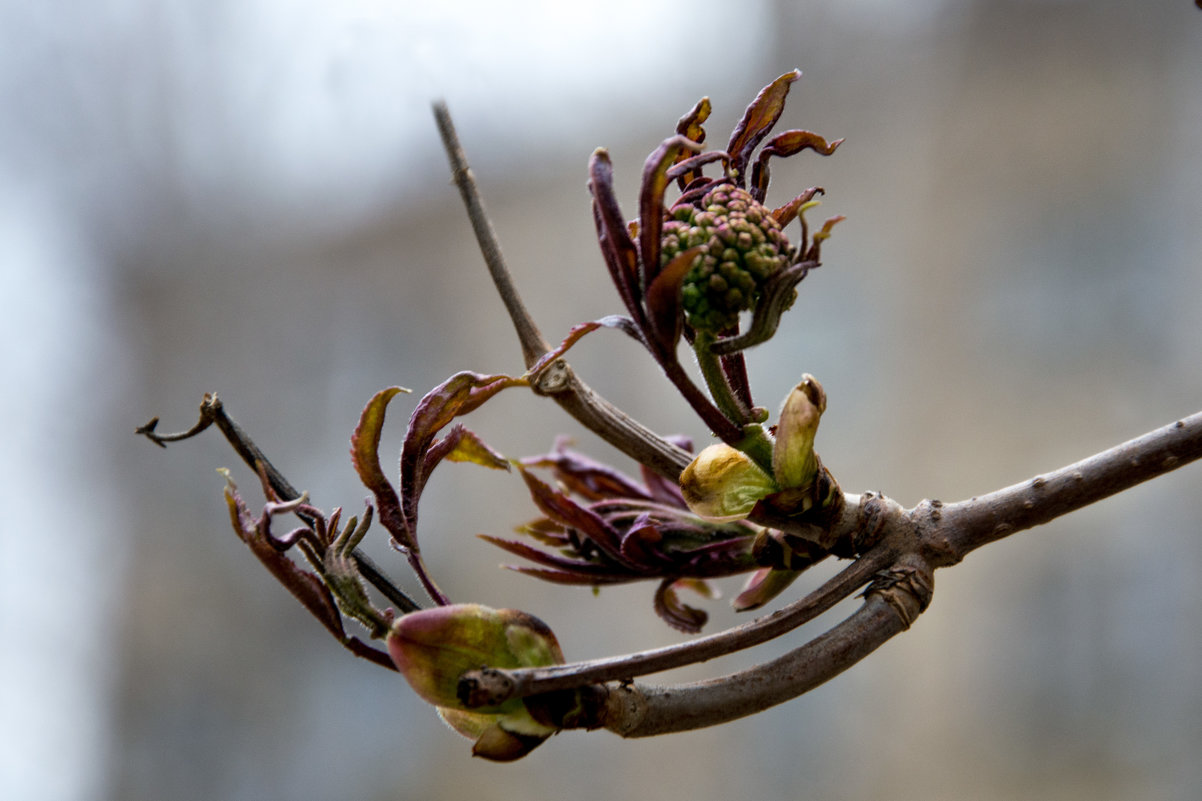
(3, 1, 1201, 799)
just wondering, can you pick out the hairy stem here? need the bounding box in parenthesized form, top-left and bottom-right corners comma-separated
(551, 372, 693, 479)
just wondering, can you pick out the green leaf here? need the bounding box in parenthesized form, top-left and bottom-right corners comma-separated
(388, 604, 565, 761)
(426, 424, 510, 472)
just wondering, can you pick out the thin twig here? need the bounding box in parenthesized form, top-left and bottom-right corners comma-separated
(611, 587, 913, 737)
(433, 101, 551, 369)
(138, 395, 422, 613)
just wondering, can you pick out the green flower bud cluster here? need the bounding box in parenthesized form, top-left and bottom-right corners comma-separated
(661, 184, 793, 333)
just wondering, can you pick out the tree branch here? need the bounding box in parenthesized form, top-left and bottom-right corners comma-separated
(591, 412, 1202, 736)
(140, 102, 1202, 753)
(938, 410, 1202, 564)
(607, 580, 918, 737)
(464, 411, 1202, 734)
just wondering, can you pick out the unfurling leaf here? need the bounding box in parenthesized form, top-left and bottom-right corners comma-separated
(427, 424, 511, 472)
(222, 474, 346, 642)
(654, 578, 712, 633)
(673, 96, 712, 188)
(727, 70, 800, 180)
(350, 387, 411, 546)
(638, 136, 703, 291)
(750, 130, 842, 202)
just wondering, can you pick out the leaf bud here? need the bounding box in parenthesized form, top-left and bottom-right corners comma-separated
(387, 604, 564, 761)
(679, 443, 778, 521)
(772, 374, 826, 491)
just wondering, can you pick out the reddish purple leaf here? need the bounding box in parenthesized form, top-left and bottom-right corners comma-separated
(350, 387, 411, 547)
(225, 485, 398, 670)
(638, 136, 702, 292)
(653, 578, 709, 634)
(513, 517, 571, 546)
(527, 320, 605, 377)
(675, 96, 711, 144)
(521, 440, 652, 502)
(639, 467, 688, 507)
(665, 151, 727, 186)
(750, 130, 842, 202)
(644, 244, 703, 355)
(726, 70, 800, 184)
(770, 187, 824, 228)
(619, 523, 667, 567)
(589, 149, 644, 322)
(505, 566, 634, 586)
(673, 96, 712, 189)
(478, 535, 628, 575)
(400, 372, 524, 529)
(223, 481, 346, 641)
(516, 466, 633, 565)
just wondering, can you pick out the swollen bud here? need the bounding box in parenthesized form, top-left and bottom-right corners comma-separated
(772, 374, 826, 491)
(679, 443, 778, 521)
(387, 604, 564, 761)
